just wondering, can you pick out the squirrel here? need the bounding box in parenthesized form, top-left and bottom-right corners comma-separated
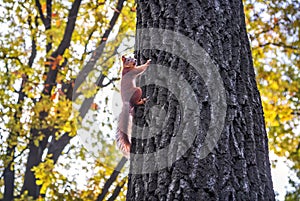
(116, 55, 151, 158)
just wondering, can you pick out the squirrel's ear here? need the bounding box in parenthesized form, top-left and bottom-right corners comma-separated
(121, 55, 126, 62)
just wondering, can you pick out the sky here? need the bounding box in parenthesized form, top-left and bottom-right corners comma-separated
(270, 153, 295, 200)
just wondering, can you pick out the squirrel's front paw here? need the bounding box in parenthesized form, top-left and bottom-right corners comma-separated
(145, 59, 151, 65)
(142, 97, 148, 104)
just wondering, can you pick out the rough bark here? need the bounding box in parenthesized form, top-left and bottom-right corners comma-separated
(127, 0, 275, 201)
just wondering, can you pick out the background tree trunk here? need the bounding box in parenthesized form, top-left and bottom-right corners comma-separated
(127, 0, 275, 200)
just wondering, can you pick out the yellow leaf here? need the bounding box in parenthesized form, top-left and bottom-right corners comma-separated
(36, 180, 43, 185)
(33, 139, 39, 147)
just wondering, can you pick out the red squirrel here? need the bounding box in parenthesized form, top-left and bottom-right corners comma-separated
(116, 55, 151, 158)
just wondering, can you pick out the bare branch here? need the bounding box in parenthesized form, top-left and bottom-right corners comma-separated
(100, 77, 120, 87)
(107, 178, 127, 201)
(47, 0, 126, 170)
(97, 157, 127, 201)
(81, 25, 98, 61)
(54, 0, 82, 56)
(35, 0, 46, 25)
(73, 0, 126, 93)
(21, 0, 83, 197)
(43, 0, 82, 95)
(0, 56, 22, 64)
(255, 42, 300, 51)
(28, 16, 38, 67)
(46, 0, 52, 28)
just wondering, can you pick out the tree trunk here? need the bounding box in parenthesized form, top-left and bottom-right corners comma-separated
(127, 0, 275, 200)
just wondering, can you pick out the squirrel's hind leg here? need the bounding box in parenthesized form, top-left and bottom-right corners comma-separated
(130, 88, 146, 106)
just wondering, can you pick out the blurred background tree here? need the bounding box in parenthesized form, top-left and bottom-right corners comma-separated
(243, 0, 300, 200)
(0, 0, 299, 200)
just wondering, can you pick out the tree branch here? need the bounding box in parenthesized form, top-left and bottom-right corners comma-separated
(0, 56, 22, 64)
(97, 157, 127, 201)
(107, 178, 127, 201)
(43, 0, 82, 95)
(73, 43, 125, 100)
(35, 0, 46, 25)
(100, 77, 120, 87)
(47, 0, 126, 162)
(21, 0, 82, 197)
(46, 0, 52, 27)
(28, 16, 38, 67)
(45, 0, 52, 52)
(81, 25, 98, 61)
(256, 42, 300, 51)
(54, 0, 82, 56)
(4, 69, 28, 200)
(73, 0, 126, 94)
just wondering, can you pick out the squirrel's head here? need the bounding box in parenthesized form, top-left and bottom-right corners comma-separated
(122, 55, 137, 68)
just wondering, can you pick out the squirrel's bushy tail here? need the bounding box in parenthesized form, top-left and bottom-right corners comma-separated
(116, 102, 132, 158)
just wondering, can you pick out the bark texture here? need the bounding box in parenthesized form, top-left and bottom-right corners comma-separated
(127, 0, 275, 200)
